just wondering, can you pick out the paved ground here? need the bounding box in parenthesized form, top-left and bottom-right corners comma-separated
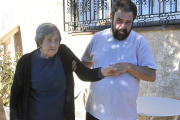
(75, 111, 86, 120)
(75, 94, 86, 120)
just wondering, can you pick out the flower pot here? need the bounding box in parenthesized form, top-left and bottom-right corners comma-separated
(3, 105, 10, 120)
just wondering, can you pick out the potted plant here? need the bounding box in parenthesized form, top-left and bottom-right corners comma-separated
(0, 48, 22, 120)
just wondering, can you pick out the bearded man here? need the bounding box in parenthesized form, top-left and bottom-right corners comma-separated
(81, 0, 156, 120)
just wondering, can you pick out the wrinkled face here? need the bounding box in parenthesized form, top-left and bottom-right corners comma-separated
(110, 9, 133, 41)
(40, 29, 60, 59)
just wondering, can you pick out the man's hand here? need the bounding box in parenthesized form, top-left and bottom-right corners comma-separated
(72, 60, 77, 72)
(111, 62, 156, 82)
(101, 66, 118, 77)
(111, 63, 129, 77)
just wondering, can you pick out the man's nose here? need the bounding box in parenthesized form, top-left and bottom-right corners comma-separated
(120, 23, 126, 29)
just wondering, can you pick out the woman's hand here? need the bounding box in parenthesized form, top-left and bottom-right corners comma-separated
(72, 60, 77, 72)
(101, 66, 118, 77)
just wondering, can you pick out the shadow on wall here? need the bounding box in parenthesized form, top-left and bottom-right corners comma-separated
(139, 30, 180, 100)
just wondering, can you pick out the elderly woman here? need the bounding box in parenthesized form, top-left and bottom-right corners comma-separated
(10, 23, 117, 120)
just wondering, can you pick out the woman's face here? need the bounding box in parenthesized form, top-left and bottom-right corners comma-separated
(40, 29, 60, 59)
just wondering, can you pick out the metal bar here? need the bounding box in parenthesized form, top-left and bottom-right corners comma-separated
(83, 0, 84, 24)
(79, 0, 82, 22)
(70, 0, 72, 22)
(94, 0, 96, 20)
(111, 0, 113, 9)
(86, 0, 87, 21)
(151, 0, 153, 14)
(63, 0, 66, 31)
(170, 0, 172, 12)
(159, 0, 161, 16)
(77, 0, 79, 21)
(149, 0, 150, 17)
(175, 0, 177, 12)
(163, 0, 165, 13)
(74, 0, 76, 29)
(102, 0, 104, 20)
(141, 0, 142, 15)
(97, 0, 99, 20)
(90, 0, 92, 24)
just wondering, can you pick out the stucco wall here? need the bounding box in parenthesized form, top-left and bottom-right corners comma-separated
(1, 0, 180, 119)
(138, 30, 180, 99)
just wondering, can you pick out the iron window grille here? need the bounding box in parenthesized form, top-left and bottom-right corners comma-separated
(63, 0, 180, 33)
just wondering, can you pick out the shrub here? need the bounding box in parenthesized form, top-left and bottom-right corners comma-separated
(0, 48, 22, 107)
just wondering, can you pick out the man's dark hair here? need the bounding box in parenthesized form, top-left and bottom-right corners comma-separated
(110, 0, 137, 21)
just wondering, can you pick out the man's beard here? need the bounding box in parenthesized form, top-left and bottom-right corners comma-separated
(111, 21, 132, 41)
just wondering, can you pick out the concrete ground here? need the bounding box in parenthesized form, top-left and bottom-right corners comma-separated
(75, 94, 86, 120)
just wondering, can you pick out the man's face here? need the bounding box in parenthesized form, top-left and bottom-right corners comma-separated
(111, 9, 133, 41)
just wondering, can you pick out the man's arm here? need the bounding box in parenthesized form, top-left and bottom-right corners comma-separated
(111, 63, 156, 82)
(81, 61, 93, 69)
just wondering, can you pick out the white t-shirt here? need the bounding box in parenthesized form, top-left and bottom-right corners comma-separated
(81, 29, 156, 120)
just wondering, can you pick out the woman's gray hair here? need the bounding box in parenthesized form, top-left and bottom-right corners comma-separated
(35, 23, 62, 48)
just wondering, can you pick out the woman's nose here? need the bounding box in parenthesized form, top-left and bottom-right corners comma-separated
(50, 40, 57, 46)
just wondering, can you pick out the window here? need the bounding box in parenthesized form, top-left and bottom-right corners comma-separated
(133, 0, 180, 27)
(63, 0, 180, 33)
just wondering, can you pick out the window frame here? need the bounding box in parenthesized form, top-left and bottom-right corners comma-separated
(63, 0, 180, 33)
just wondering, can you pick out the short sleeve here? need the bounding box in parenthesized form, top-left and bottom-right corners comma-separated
(81, 36, 94, 62)
(137, 38, 156, 70)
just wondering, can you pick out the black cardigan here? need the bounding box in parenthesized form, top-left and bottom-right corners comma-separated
(10, 44, 101, 120)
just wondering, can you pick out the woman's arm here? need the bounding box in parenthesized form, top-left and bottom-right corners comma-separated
(72, 60, 117, 78)
(62, 45, 116, 81)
